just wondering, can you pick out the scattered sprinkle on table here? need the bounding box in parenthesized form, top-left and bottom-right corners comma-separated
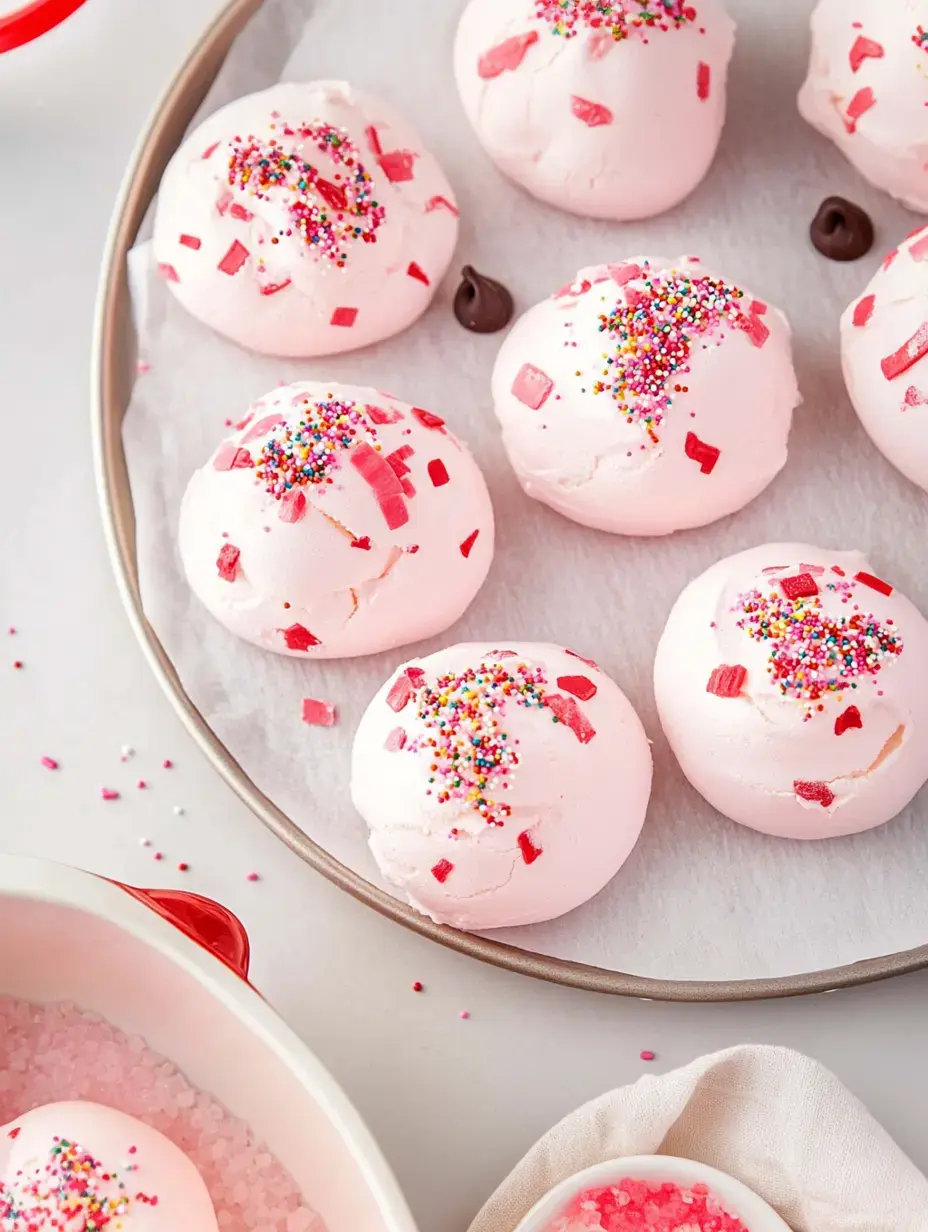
(459, 1010, 471, 1020)
(40, 757, 58, 770)
(162, 759, 173, 769)
(412, 981, 424, 992)
(137, 779, 147, 789)
(177, 862, 189, 872)
(12, 660, 23, 669)
(640, 1050, 656, 1061)
(101, 788, 120, 801)
(246, 872, 260, 882)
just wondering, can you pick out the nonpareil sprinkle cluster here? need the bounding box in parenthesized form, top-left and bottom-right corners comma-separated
(594, 265, 749, 444)
(255, 399, 377, 497)
(734, 581, 903, 718)
(535, 0, 697, 40)
(412, 661, 548, 826)
(914, 25, 928, 53)
(0, 1137, 156, 1230)
(227, 120, 385, 265)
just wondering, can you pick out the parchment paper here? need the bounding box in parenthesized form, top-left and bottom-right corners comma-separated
(123, 0, 928, 981)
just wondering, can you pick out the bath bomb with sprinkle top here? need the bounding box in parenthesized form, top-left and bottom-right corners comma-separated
(152, 81, 459, 356)
(179, 381, 494, 658)
(352, 642, 652, 929)
(654, 544, 928, 839)
(454, 0, 735, 220)
(799, 1, 928, 212)
(491, 257, 799, 536)
(0, 1102, 218, 1230)
(841, 222, 928, 494)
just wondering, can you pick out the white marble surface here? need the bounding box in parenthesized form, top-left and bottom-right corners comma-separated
(0, 3, 926, 1230)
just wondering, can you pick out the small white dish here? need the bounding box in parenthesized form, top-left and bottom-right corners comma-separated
(513, 1155, 792, 1232)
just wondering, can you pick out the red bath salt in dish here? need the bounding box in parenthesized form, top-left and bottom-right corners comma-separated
(546, 1178, 751, 1232)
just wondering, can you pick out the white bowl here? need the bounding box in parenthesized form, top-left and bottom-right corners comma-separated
(513, 1155, 791, 1232)
(0, 854, 417, 1232)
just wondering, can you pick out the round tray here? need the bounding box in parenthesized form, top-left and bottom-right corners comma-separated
(91, 0, 928, 1003)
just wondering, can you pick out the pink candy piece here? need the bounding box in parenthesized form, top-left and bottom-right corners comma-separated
(378, 151, 416, 183)
(570, 95, 613, 127)
(511, 363, 553, 410)
(852, 294, 875, 328)
(241, 413, 285, 444)
(378, 493, 410, 529)
(216, 543, 240, 582)
(213, 443, 253, 471)
(279, 623, 321, 651)
(278, 490, 307, 523)
(477, 31, 538, 79)
(368, 402, 404, 425)
(229, 202, 253, 222)
(546, 693, 596, 744)
(911, 234, 928, 262)
(331, 306, 359, 328)
(412, 407, 445, 430)
(301, 698, 337, 727)
(881, 323, 928, 380)
(696, 61, 711, 100)
(849, 35, 884, 73)
(218, 240, 249, 276)
(425, 195, 460, 216)
(260, 279, 291, 297)
(179, 233, 201, 250)
(386, 671, 417, 712)
(795, 780, 835, 808)
(744, 312, 770, 348)
(157, 262, 179, 283)
(101, 788, 120, 801)
(610, 263, 642, 286)
(384, 727, 407, 752)
(40, 757, 58, 770)
(834, 705, 863, 736)
(366, 125, 383, 155)
(201, 140, 220, 159)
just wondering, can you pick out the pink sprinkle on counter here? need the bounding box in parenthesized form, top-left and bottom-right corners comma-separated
(246, 872, 260, 882)
(0, 997, 321, 1232)
(40, 757, 58, 770)
(412, 981, 424, 992)
(162, 759, 173, 769)
(550, 1178, 749, 1232)
(640, 1050, 656, 1061)
(458, 1010, 471, 1020)
(137, 779, 147, 789)
(101, 788, 120, 801)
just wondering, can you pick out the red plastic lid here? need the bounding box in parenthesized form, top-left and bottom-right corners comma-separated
(0, 0, 89, 52)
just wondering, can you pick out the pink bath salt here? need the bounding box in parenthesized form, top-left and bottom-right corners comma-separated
(696, 60, 711, 99)
(553, 1179, 751, 1232)
(478, 31, 538, 78)
(218, 240, 249, 276)
(0, 997, 320, 1232)
(555, 675, 597, 701)
(301, 698, 337, 727)
(570, 95, 613, 127)
(512, 363, 553, 410)
(377, 150, 416, 183)
(459, 529, 480, 558)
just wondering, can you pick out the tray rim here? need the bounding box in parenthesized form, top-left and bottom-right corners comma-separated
(90, 0, 928, 1003)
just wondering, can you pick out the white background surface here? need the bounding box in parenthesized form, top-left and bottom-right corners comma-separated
(1, 1, 927, 1228)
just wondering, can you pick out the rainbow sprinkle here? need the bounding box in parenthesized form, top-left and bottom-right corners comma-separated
(254, 399, 377, 497)
(734, 576, 903, 719)
(593, 264, 750, 444)
(227, 120, 385, 266)
(0, 1136, 157, 1229)
(535, 0, 697, 40)
(914, 24, 928, 53)
(409, 660, 549, 826)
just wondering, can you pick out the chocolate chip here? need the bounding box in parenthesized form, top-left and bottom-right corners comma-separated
(453, 266, 514, 333)
(810, 196, 874, 261)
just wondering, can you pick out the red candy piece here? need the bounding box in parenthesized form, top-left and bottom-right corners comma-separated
(881, 323, 928, 380)
(406, 667, 426, 686)
(745, 312, 770, 348)
(431, 858, 454, 883)
(260, 279, 291, 296)
(428, 458, 449, 487)
(460, 529, 480, 558)
(278, 490, 307, 523)
(229, 202, 254, 222)
(280, 623, 320, 652)
(202, 141, 220, 160)
(213, 444, 253, 471)
(216, 543, 240, 582)
(477, 31, 539, 79)
(351, 536, 372, 550)
(301, 698, 337, 727)
(903, 385, 928, 409)
(852, 294, 875, 327)
(795, 780, 835, 808)
(407, 261, 430, 286)
(218, 240, 249, 276)
(845, 86, 876, 133)
(750, 299, 768, 316)
(517, 831, 543, 864)
(241, 413, 285, 444)
(780, 573, 819, 600)
(331, 306, 359, 328)
(547, 693, 596, 744)
(386, 445, 413, 474)
(835, 705, 863, 736)
(854, 570, 893, 596)
(706, 664, 747, 698)
(384, 727, 406, 752)
(511, 363, 553, 410)
(365, 125, 383, 155)
(696, 60, 711, 99)
(412, 407, 445, 430)
(684, 431, 721, 474)
(556, 675, 597, 701)
(367, 403, 403, 425)
(425, 195, 460, 216)
(849, 35, 884, 72)
(378, 151, 416, 182)
(157, 262, 179, 283)
(316, 179, 347, 211)
(570, 95, 613, 127)
(351, 441, 403, 496)
(179, 234, 201, 250)
(566, 648, 599, 669)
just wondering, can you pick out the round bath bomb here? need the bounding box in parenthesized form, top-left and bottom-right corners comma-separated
(654, 544, 928, 839)
(179, 381, 494, 658)
(0, 1101, 218, 1230)
(799, 1, 928, 213)
(352, 642, 652, 929)
(841, 222, 928, 493)
(453, 0, 735, 221)
(491, 257, 799, 536)
(151, 81, 459, 356)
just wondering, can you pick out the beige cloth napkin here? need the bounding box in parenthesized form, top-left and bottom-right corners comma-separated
(469, 1046, 928, 1232)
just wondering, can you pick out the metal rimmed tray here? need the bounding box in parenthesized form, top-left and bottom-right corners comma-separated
(91, 0, 928, 1002)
